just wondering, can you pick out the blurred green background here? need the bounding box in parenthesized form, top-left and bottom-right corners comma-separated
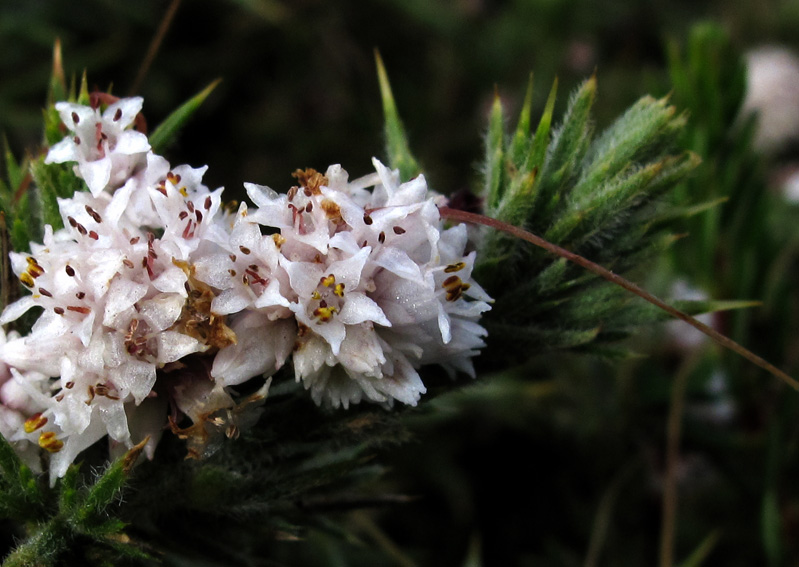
(4, 1, 799, 566)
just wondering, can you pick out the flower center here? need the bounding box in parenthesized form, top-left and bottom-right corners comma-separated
(310, 274, 345, 323)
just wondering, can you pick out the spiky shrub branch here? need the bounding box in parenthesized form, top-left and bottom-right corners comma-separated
(0, 42, 779, 566)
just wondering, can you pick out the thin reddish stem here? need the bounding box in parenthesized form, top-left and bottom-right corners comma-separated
(439, 206, 799, 391)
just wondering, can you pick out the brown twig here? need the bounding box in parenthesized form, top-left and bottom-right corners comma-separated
(129, 0, 183, 95)
(438, 206, 799, 390)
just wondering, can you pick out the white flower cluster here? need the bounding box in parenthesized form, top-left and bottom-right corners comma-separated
(0, 97, 491, 479)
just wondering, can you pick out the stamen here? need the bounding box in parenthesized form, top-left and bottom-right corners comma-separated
(24, 413, 47, 433)
(38, 432, 63, 453)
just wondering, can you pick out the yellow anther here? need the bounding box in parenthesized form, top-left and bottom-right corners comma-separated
(272, 234, 286, 248)
(38, 431, 64, 453)
(24, 413, 48, 433)
(311, 291, 321, 300)
(179, 187, 188, 197)
(333, 283, 345, 297)
(313, 305, 338, 322)
(320, 274, 336, 287)
(444, 262, 466, 273)
(20, 273, 35, 287)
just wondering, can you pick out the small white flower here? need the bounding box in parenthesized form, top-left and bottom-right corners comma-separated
(45, 97, 150, 196)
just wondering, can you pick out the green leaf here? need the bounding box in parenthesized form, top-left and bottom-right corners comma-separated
(508, 74, 534, 169)
(484, 90, 505, 209)
(375, 51, 421, 182)
(149, 79, 222, 154)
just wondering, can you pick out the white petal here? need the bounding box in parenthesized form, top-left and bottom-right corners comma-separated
(0, 296, 37, 324)
(338, 293, 391, 327)
(112, 360, 156, 404)
(79, 158, 113, 196)
(157, 331, 203, 364)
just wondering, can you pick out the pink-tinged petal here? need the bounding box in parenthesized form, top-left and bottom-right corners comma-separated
(78, 157, 113, 196)
(338, 293, 390, 327)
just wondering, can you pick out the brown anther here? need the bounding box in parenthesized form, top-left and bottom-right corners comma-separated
(38, 287, 52, 297)
(229, 254, 237, 262)
(65, 265, 75, 277)
(55, 393, 64, 402)
(204, 196, 212, 210)
(239, 246, 251, 255)
(88, 230, 99, 240)
(123, 258, 135, 269)
(378, 231, 386, 244)
(71, 111, 80, 124)
(228, 269, 237, 277)
(393, 226, 406, 234)
(363, 214, 373, 225)
(76, 223, 88, 236)
(53, 307, 65, 315)
(130, 236, 140, 245)
(442, 275, 461, 289)
(444, 262, 466, 273)
(65, 381, 74, 389)
(76, 291, 86, 299)
(67, 305, 91, 314)
(113, 108, 122, 121)
(74, 136, 81, 145)
(67, 216, 78, 228)
(179, 211, 188, 220)
(195, 210, 203, 223)
(187, 200, 195, 213)
(85, 205, 102, 223)
(85, 385, 95, 405)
